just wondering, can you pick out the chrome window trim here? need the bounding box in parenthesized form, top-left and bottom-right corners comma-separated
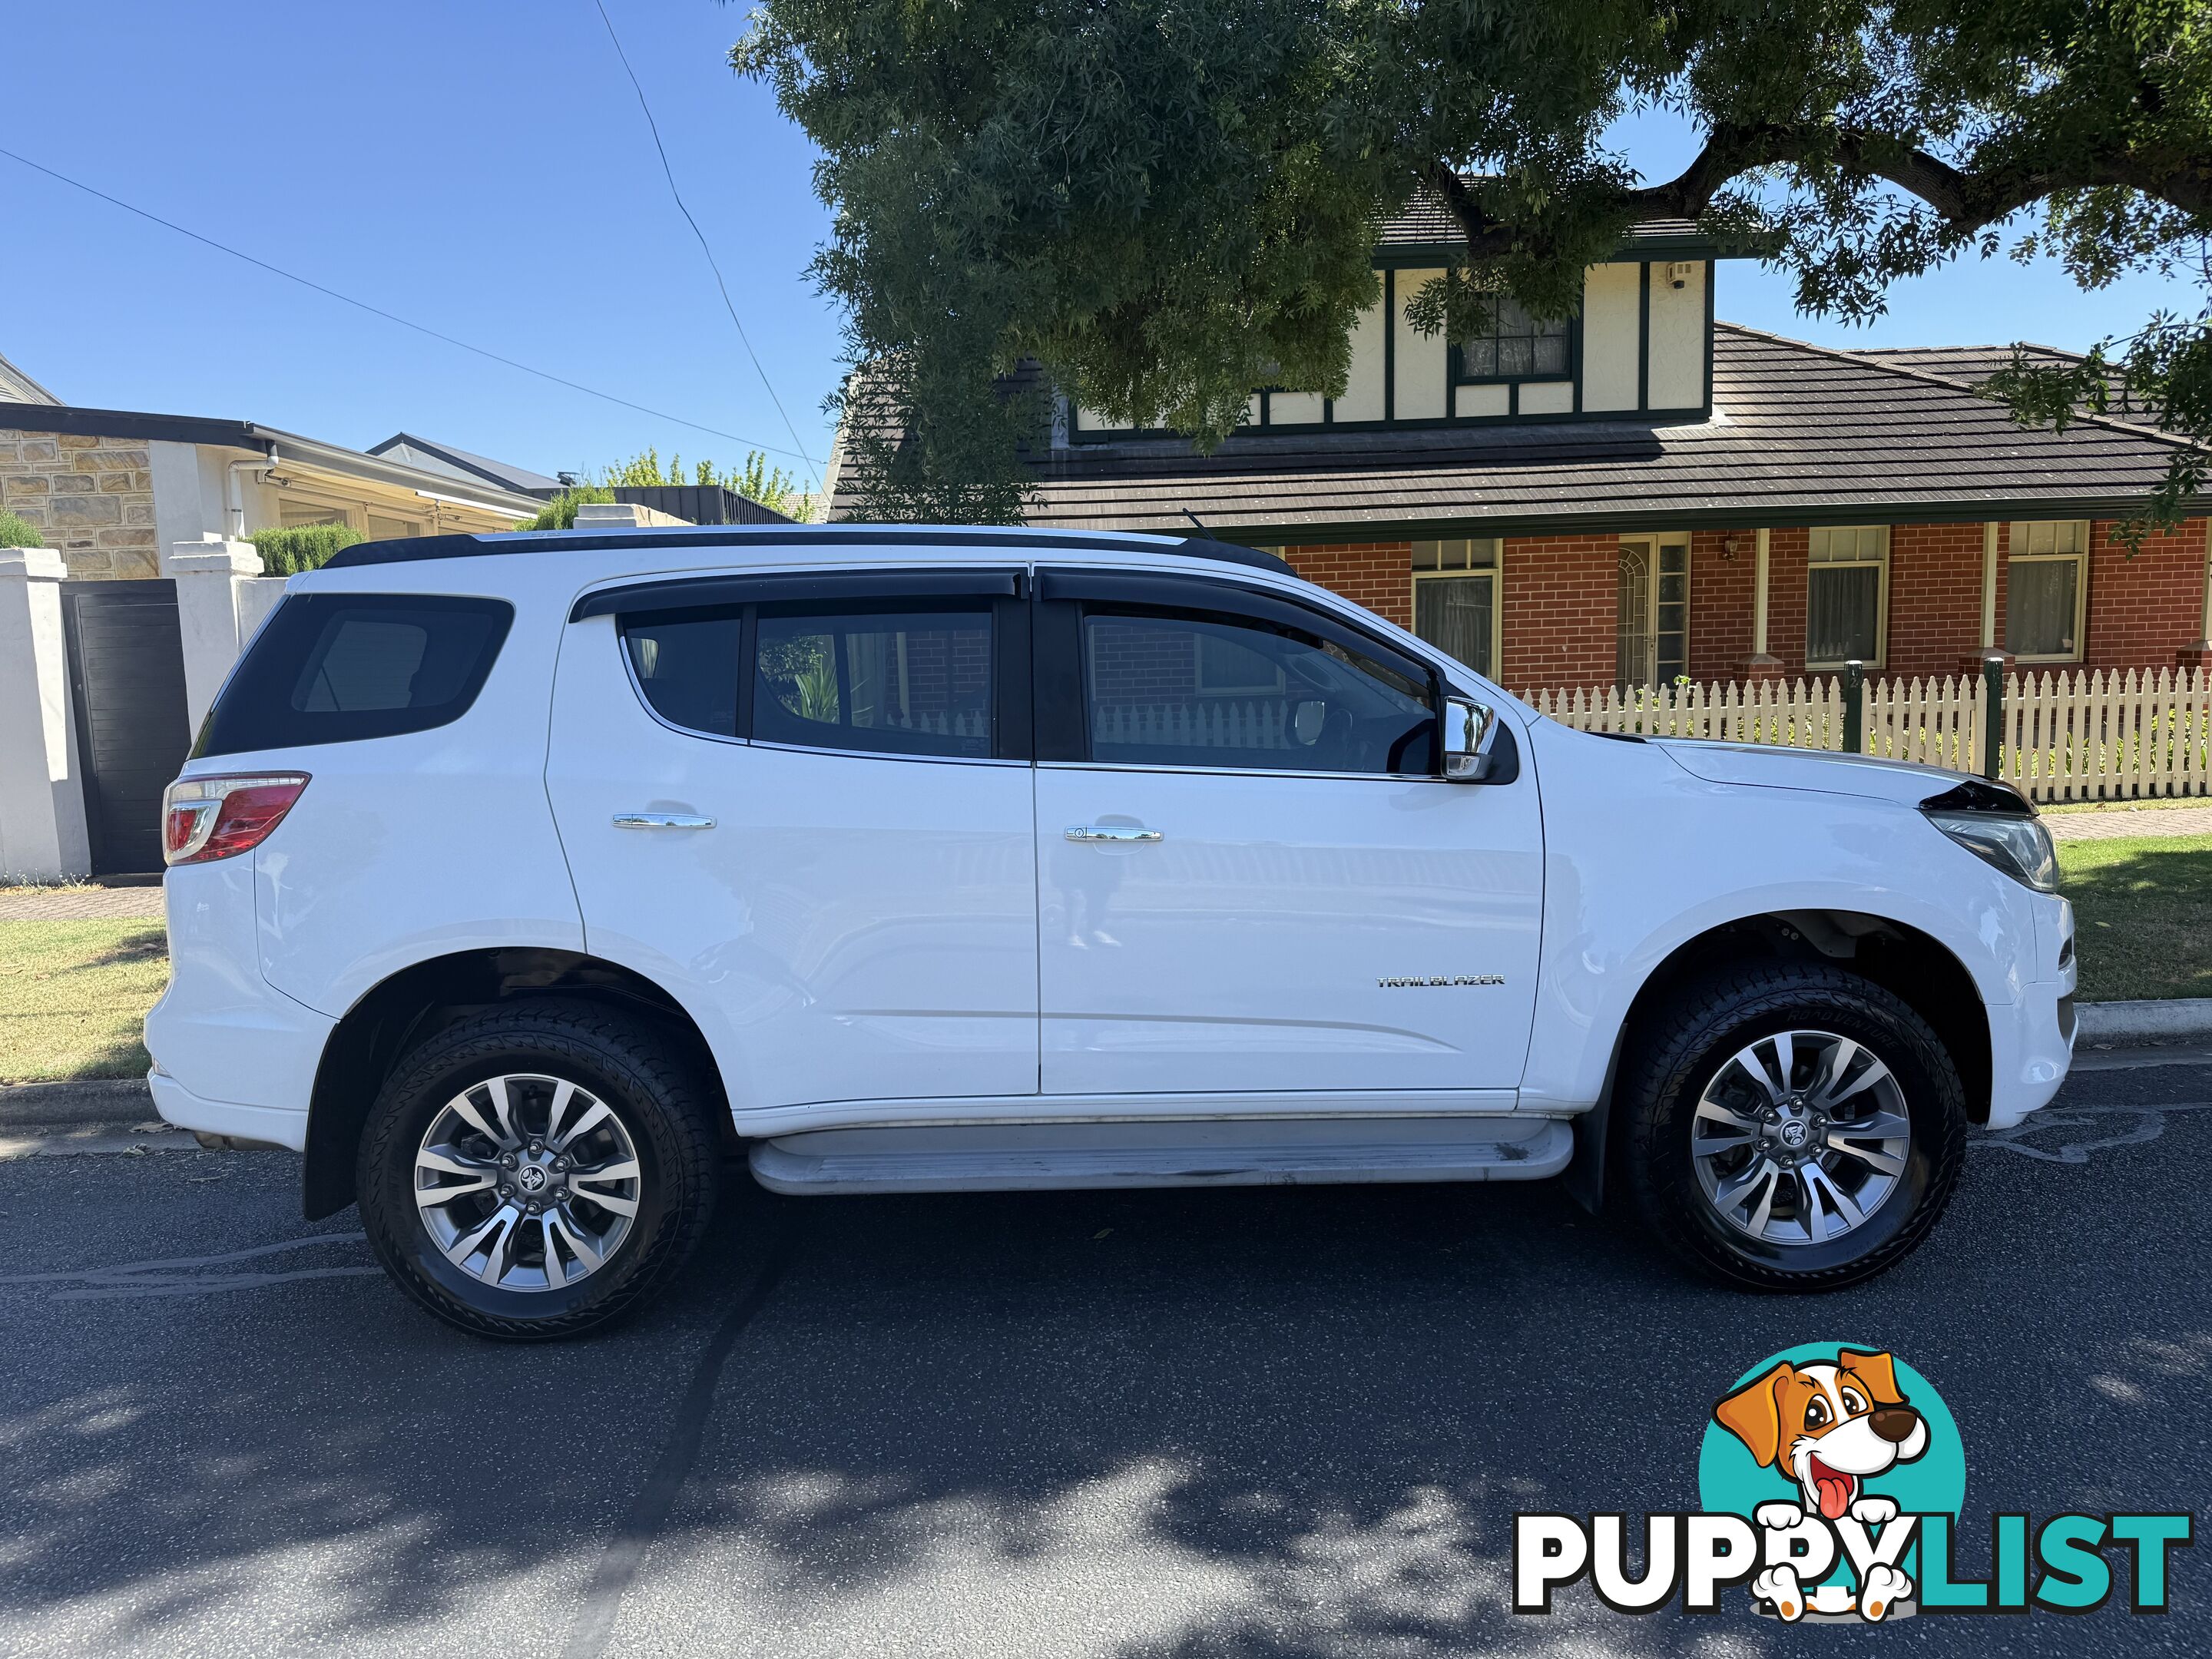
(1038, 760, 1444, 784)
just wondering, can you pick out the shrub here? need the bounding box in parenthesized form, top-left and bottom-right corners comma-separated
(513, 486, 616, 531)
(247, 523, 366, 577)
(0, 509, 45, 548)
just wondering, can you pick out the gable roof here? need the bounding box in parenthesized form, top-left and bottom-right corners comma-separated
(988, 323, 2199, 541)
(0, 351, 58, 405)
(366, 432, 563, 497)
(1378, 183, 1726, 264)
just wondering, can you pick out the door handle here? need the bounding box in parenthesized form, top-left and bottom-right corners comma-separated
(1064, 825, 1161, 843)
(613, 813, 715, 830)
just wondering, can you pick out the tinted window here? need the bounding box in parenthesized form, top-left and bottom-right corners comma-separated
(753, 608, 992, 759)
(623, 610, 740, 737)
(195, 594, 512, 757)
(1083, 608, 1435, 775)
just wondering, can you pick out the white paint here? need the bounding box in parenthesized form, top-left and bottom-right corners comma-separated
(148, 440, 229, 564)
(165, 537, 264, 737)
(544, 608, 1038, 1110)
(1581, 262, 1642, 412)
(1455, 383, 1509, 418)
(1517, 381, 1573, 416)
(0, 547, 91, 879)
(1753, 527, 1774, 659)
(1646, 260, 1708, 409)
(1268, 390, 1324, 425)
(1391, 267, 1448, 419)
(1334, 276, 1387, 422)
(1035, 763, 1542, 1095)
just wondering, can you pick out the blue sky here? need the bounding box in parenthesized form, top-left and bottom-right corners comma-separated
(3, 5, 2195, 490)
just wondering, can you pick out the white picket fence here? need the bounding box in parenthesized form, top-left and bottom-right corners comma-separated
(1525, 667, 2212, 803)
(1092, 698, 1293, 750)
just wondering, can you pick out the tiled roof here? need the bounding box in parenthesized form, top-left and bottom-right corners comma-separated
(366, 432, 563, 496)
(1379, 184, 1704, 253)
(990, 325, 2197, 538)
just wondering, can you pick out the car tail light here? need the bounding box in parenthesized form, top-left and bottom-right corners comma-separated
(162, 773, 310, 866)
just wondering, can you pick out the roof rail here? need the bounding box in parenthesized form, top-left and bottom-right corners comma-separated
(320, 525, 1295, 577)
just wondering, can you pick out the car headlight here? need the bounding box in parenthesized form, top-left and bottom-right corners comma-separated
(1924, 809, 2058, 893)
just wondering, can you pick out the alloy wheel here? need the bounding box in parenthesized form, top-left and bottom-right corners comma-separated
(1689, 1029, 1912, 1246)
(412, 1073, 643, 1291)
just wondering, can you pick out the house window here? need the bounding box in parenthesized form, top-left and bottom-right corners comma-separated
(1618, 536, 1690, 687)
(1412, 539, 1501, 677)
(367, 514, 423, 541)
(1455, 296, 1571, 382)
(280, 503, 353, 529)
(2007, 520, 2089, 661)
(1806, 525, 1889, 668)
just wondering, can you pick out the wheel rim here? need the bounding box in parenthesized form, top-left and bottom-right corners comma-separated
(1690, 1029, 1912, 1247)
(412, 1074, 643, 1292)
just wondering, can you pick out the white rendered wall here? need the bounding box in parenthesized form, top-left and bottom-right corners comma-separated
(1647, 261, 1708, 410)
(1581, 263, 1642, 412)
(1390, 268, 1448, 419)
(0, 548, 91, 878)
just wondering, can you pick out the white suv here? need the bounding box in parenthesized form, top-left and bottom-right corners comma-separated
(147, 527, 2076, 1338)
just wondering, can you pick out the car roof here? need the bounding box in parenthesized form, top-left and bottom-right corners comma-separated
(320, 524, 1293, 578)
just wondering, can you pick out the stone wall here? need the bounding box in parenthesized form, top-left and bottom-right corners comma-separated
(0, 429, 160, 578)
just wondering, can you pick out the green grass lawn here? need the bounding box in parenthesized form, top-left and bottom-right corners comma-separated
(2058, 833, 2212, 1002)
(0, 919, 167, 1083)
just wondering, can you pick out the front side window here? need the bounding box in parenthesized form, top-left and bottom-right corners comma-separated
(1456, 295, 1571, 382)
(1806, 525, 1889, 668)
(1412, 539, 1500, 677)
(2007, 520, 2088, 661)
(1082, 608, 1435, 775)
(754, 608, 992, 758)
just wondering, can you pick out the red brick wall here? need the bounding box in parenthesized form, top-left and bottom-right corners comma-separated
(2085, 518, 2208, 670)
(1883, 522, 1991, 677)
(1763, 528, 1811, 681)
(1283, 542, 1414, 630)
(1502, 535, 1618, 687)
(1687, 529, 1754, 681)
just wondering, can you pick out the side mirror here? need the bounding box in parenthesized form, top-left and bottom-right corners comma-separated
(1441, 695, 1496, 782)
(1291, 698, 1328, 747)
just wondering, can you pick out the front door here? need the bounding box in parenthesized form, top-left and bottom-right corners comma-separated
(1032, 570, 1543, 1098)
(547, 573, 1038, 1111)
(1616, 535, 1690, 688)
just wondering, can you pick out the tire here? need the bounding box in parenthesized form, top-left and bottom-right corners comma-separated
(358, 1000, 721, 1340)
(1618, 962, 1966, 1291)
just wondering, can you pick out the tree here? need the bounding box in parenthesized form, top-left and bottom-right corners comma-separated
(735, 0, 2212, 535)
(586, 447, 816, 521)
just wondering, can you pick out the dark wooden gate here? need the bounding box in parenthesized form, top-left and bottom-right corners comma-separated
(59, 580, 192, 875)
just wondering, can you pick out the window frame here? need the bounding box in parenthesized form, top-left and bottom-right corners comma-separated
(2005, 520, 2091, 664)
(1803, 525, 1890, 671)
(597, 569, 1031, 764)
(1409, 539, 1502, 680)
(1616, 534, 1693, 688)
(1033, 568, 1442, 780)
(1449, 296, 1578, 387)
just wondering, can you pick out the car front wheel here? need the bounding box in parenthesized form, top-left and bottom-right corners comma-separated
(1619, 962, 1967, 1290)
(358, 1001, 720, 1339)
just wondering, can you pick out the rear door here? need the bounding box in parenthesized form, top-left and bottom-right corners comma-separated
(1031, 568, 1543, 1098)
(546, 569, 1038, 1111)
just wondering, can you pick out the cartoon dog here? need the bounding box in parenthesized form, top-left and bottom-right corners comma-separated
(1714, 1349, 1929, 1622)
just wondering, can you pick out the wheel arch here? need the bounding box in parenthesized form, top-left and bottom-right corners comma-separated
(302, 948, 730, 1220)
(1562, 909, 1990, 1214)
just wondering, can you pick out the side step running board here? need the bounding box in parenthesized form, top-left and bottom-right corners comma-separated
(749, 1115, 1574, 1195)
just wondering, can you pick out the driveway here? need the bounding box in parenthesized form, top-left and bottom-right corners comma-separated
(0, 1049, 2204, 1657)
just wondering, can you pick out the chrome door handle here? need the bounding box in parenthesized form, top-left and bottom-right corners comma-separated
(613, 813, 715, 830)
(1064, 825, 1161, 843)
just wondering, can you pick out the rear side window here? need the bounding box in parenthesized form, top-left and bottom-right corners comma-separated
(754, 607, 992, 759)
(623, 609, 741, 737)
(194, 593, 513, 757)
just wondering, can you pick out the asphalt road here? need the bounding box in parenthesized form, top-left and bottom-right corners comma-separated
(1, 1050, 2206, 1657)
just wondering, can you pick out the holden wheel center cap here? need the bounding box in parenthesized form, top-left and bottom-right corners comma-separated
(518, 1165, 549, 1194)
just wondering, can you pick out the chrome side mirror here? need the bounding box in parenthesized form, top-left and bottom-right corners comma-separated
(1442, 695, 1496, 782)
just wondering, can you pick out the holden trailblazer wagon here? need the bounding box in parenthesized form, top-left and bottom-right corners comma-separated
(147, 526, 2076, 1338)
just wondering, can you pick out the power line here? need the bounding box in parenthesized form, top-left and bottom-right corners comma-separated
(590, 0, 825, 496)
(0, 143, 821, 466)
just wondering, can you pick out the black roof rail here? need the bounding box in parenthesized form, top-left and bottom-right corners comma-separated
(320, 525, 1295, 577)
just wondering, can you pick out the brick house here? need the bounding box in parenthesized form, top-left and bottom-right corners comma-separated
(832, 204, 2212, 691)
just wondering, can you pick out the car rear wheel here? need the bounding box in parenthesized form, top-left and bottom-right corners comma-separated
(1619, 962, 1967, 1290)
(358, 1001, 720, 1339)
